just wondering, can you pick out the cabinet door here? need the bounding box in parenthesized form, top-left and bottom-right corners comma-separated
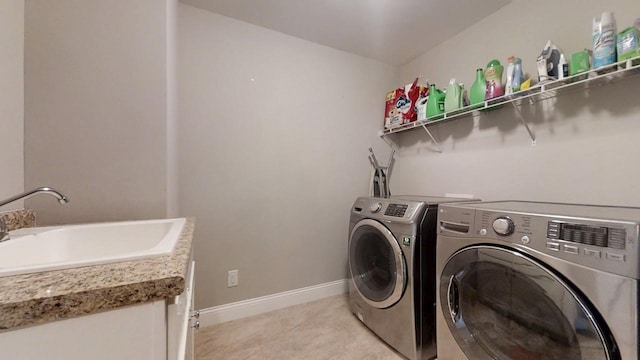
(185, 271, 196, 360)
(0, 300, 166, 360)
(167, 260, 196, 360)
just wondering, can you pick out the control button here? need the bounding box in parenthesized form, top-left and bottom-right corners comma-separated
(606, 252, 626, 262)
(492, 217, 515, 236)
(521, 235, 530, 244)
(546, 242, 560, 251)
(584, 248, 601, 258)
(564, 245, 578, 255)
(547, 222, 560, 239)
(479, 229, 487, 236)
(370, 202, 382, 213)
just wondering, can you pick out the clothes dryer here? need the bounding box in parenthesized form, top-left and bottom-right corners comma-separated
(436, 201, 639, 360)
(348, 196, 476, 360)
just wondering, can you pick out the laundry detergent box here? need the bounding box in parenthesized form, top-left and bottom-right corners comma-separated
(384, 78, 428, 129)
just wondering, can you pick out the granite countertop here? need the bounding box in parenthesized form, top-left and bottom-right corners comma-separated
(0, 215, 195, 330)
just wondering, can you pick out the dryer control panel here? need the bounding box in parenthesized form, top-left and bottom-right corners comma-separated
(351, 197, 423, 223)
(384, 203, 409, 217)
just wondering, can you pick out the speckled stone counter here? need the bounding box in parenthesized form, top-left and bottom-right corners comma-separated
(0, 217, 195, 330)
(1, 209, 36, 231)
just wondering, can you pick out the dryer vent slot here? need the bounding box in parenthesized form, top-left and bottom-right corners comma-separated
(441, 221, 470, 233)
(353, 207, 363, 213)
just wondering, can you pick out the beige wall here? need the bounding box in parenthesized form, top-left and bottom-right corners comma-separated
(393, 0, 640, 206)
(0, 0, 25, 208)
(178, 4, 397, 308)
(24, 0, 175, 224)
(167, 0, 179, 218)
(25, 0, 639, 311)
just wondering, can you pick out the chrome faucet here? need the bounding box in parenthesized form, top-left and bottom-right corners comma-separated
(0, 187, 69, 242)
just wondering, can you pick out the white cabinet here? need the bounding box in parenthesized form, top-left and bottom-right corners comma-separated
(0, 261, 196, 360)
(168, 260, 197, 360)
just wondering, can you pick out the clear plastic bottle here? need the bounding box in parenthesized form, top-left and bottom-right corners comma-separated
(505, 56, 515, 95)
(461, 83, 470, 107)
(512, 58, 523, 92)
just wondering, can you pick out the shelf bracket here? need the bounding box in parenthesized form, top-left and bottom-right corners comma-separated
(420, 123, 443, 153)
(379, 133, 398, 152)
(511, 102, 536, 145)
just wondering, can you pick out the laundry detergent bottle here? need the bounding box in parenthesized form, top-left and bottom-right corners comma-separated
(444, 78, 463, 112)
(484, 59, 504, 100)
(469, 68, 486, 106)
(426, 84, 445, 119)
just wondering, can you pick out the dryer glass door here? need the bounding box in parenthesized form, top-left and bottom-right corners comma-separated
(349, 219, 406, 309)
(440, 245, 618, 360)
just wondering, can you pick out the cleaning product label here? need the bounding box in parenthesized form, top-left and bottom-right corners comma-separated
(593, 29, 616, 67)
(385, 89, 404, 128)
(617, 27, 640, 60)
(396, 95, 411, 114)
(484, 61, 504, 99)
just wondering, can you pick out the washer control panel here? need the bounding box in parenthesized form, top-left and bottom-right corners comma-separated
(438, 202, 640, 278)
(476, 210, 636, 278)
(546, 221, 625, 250)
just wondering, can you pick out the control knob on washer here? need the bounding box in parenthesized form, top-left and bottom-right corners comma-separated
(492, 217, 515, 236)
(370, 202, 382, 213)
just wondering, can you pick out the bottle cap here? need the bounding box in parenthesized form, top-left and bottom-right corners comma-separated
(507, 56, 515, 62)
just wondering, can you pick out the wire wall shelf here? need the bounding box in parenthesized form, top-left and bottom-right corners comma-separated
(379, 56, 640, 152)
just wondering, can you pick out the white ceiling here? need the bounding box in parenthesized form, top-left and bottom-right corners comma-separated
(180, 0, 512, 66)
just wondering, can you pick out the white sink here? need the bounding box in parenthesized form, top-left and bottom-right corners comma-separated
(0, 218, 186, 277)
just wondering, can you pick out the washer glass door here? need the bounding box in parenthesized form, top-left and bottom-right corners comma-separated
(440, 245, 619, 360)
(349, 219, 406, 309)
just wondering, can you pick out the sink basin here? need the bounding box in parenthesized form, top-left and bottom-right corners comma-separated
(0, 218, 186, 277)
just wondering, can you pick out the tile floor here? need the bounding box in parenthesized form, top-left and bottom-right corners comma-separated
(195, 294, 406, 359)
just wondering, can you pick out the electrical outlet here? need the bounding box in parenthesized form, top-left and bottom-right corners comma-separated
(227, 270, 238, 287)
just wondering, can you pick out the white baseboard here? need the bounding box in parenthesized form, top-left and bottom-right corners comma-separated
(197, 279, 348, 327)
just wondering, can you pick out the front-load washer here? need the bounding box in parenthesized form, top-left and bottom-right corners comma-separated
(436, 200, 640, 360)
(348, 195, 477, 360)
